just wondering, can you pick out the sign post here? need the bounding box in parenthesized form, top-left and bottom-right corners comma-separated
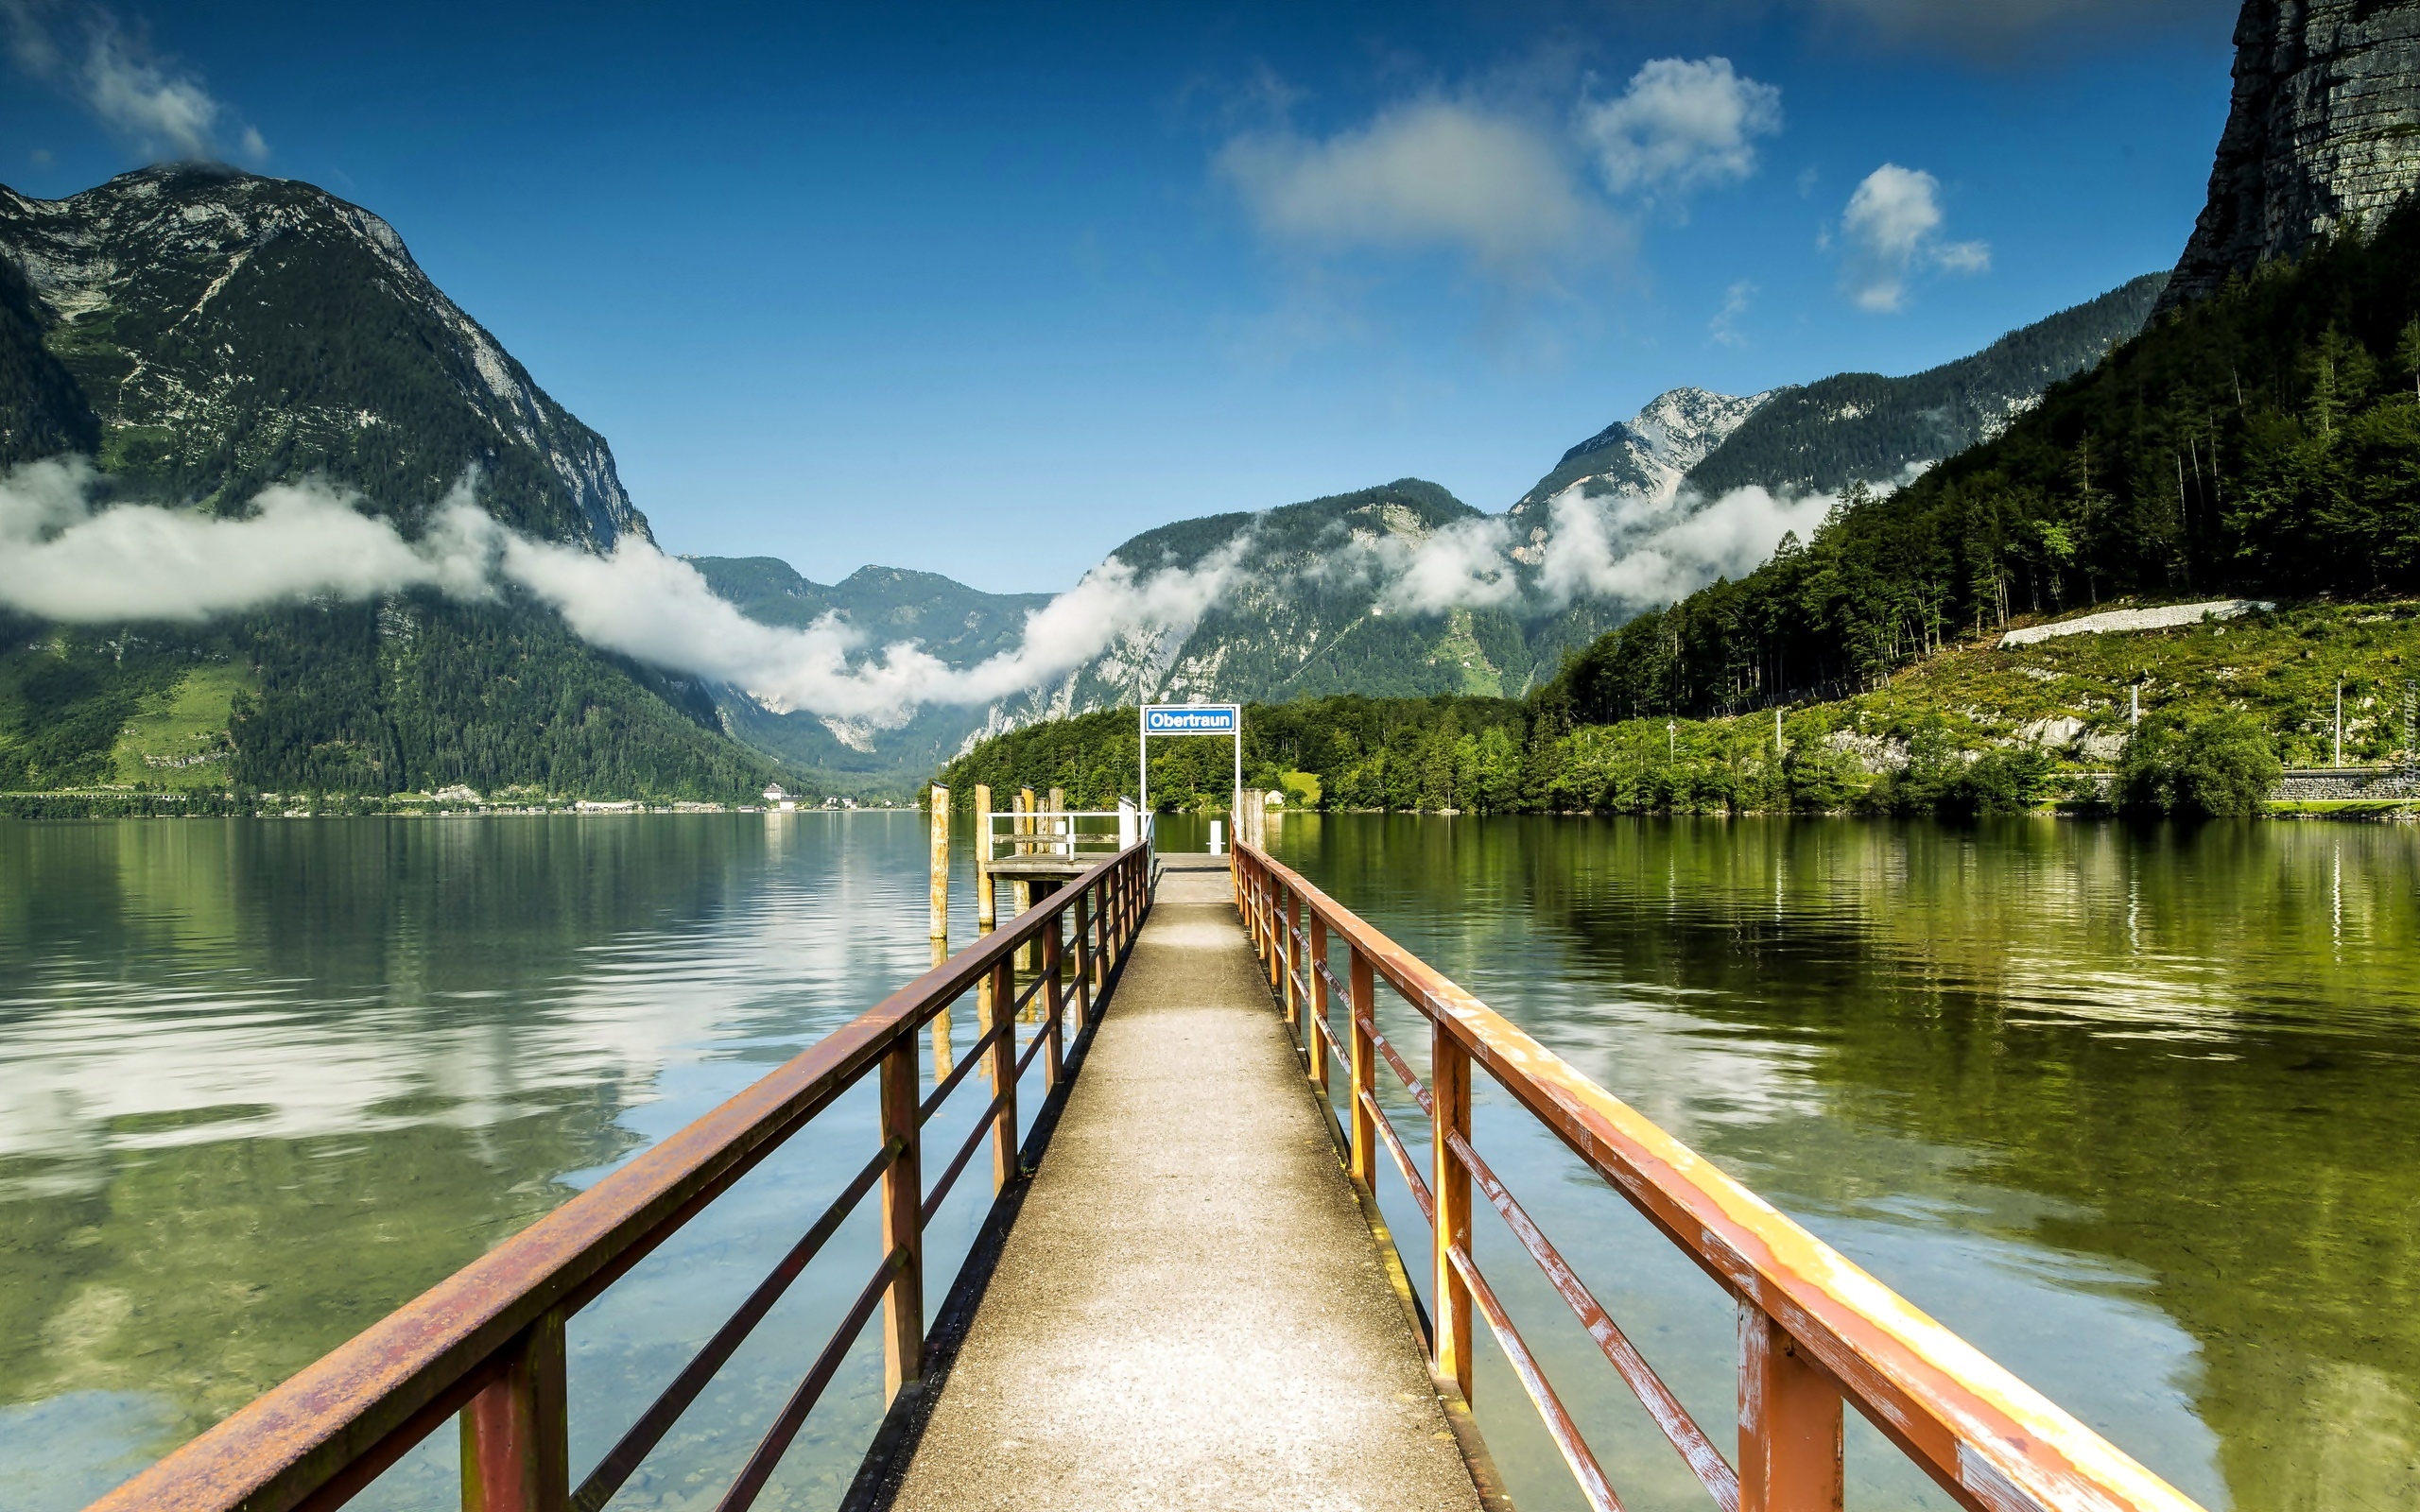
(1138, 703, 1242, 841)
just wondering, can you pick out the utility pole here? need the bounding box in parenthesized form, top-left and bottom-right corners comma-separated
(1773, 705, 1784, 755)
(2130, 684, 2139, 729)
(2335, 679, 2343, 767)
(1668, 721, 1677, 763)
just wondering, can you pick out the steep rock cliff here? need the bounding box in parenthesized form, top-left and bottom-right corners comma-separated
(2163, 0, 2420, 310)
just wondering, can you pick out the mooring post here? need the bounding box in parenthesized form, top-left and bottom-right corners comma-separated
(1431, 1020, 1474, 1401)
(928, 784, 952, 1080)
(878, 1039, 924, 1401)
(1738, 1305, 1844, 1512)
(1011, 791, 1034, 985)
(460, 1308, 568, 1512)
(1348, 947, 1375, 1189)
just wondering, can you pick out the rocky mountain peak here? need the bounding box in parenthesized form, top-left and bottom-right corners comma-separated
(0, 166, 647, 548)
(1513, 386, 1772, 522)
(2161, 0, 2420, 311)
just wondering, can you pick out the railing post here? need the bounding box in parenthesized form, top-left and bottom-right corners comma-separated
(1283, 888, 1304, 1028)
(1308, 912, 1330, 1097)
(1739, 1305, 1844, 1512)
(1266, 883, 1284, 992)
(1072, 887, 1093, 1031)
(928, 784, 951, 1078)
(878, 1039, 924, 1402)
(974, 784, 994, 1084)
(1348, 948, 1375, 1189)
(1043, 910, 1066, 1087)
(986, 953, 1020, 1191)
(1431, 1019, 1474, 1401)
(460, 1310, 568, 1512)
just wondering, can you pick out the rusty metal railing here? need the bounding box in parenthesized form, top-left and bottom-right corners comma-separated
(89, 841, 1156, 1512)
(1234, 842, 2207, 1512)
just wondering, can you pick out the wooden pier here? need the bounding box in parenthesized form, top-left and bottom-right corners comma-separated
(869, 854, 1492, 1510)
(90, 801, 2211, 1512)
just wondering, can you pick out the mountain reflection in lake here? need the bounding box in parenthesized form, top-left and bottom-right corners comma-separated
(2, 813, 2412, 1512)
(1266, 814, 2420, 1512)
(0, 814, 995, 1512)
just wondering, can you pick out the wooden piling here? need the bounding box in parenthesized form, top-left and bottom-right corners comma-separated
(928, 785, 952, 1080)
(1011, 791, 1035, 997)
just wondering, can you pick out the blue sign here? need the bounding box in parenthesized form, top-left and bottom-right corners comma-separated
(1143, 705, 1237, 734)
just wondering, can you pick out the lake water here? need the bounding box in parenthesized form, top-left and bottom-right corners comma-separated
(2, 814, 2414, 1511)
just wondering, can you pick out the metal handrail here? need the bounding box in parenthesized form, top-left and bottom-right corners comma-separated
(982, 809, 1130, 860)
(89, 841, 1157, 1512)
(1234, 841, 2205, 1512)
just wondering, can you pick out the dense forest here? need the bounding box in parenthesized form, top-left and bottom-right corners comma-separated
(0, 594, 780, 803)
(1683, 272, 2169, 499)
(1553, 202, 2420, 727)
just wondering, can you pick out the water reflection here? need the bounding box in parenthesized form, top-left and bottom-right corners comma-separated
(0, 814, 1001, 1512)
(1268, 815, 2420, 1512)
(7, 813, 2413, 1512)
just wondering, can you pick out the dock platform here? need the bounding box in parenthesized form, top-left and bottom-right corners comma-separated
(880, 853, 1489, 1511)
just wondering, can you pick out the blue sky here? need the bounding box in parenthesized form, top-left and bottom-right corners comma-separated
(4, 0, 2237, 593)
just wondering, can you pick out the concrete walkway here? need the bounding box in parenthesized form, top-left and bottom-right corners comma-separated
(884, 854, 1488, 1512)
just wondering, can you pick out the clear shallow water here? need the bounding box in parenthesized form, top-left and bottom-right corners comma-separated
(1, 815, 2413, 1512)
(1265, 815, 2420, 1512)
(0, 813, 1028, 1512)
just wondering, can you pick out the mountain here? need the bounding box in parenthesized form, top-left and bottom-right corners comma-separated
(0, 164, 644, 545)
(1023, 280, 2161, 711)
(1510, 386, 1774, 517)
(0, 166, 778, 802)
(668, 274, 2167, 792)
(1548, 195, 2420, 726)
(1682, 274, 2169, 499)
(2160, 0, 2420, 312)
(0, 163, 2175, 804)
(683, 557, 1053, 792)
(689, 558, 1051, 662)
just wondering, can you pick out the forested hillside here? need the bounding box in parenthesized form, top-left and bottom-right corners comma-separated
(0, 165, 791, 804)
(942, 594, 2420, 822)
(0, 596, 778, 803)
(1551, 207, 2420, 726)
(1683, 274, 2168, 499)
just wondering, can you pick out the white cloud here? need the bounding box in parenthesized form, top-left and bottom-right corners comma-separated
(0, 459, 1250, 726)
(1217, 98, 1614, 274)
(0, 459, 495, 619)
(1380, 516, 1522, 614)
(1710, 280, 1755, 346)
(1838, 163, 1988, 312)
(1355, 477, 1842, 622)
(506, 532, 1251, 724)
(1578, 57, 1781, 205)
(2, 1, 267, 163)
(1537, 483, 1834, 610)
